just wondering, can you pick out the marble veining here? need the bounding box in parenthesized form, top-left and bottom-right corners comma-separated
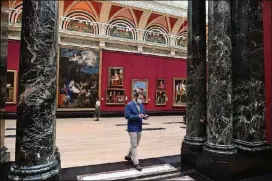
(9, 1, 60, 180)
(0, 1, 9, 109)
(206, 1, 234, 148)
(15, 0, 59, 165)
(184, 0, 207, 146)
(232, 0, 268, 149)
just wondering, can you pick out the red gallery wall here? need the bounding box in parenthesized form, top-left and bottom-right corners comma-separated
(101, 50, 187, 112)
(5, 40, 20, 112)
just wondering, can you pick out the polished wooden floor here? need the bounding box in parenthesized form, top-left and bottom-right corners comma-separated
(4, 116, 185, 168)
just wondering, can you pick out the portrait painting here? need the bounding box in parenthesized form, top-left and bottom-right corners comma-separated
(131, 79, 148, 103)
(156, 90, 167, 106)
(6, 70, 17, 104)
(156, 79, 165, 89)
(108, 67, 124, 87)
(106, 88, 125, 105)
(57, 47, 100, 110)
(173, 77, 186, 107)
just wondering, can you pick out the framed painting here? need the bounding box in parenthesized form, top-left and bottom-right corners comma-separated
(108, 67, 124, 87)
(106, 88, 125, 105)
(173, 77, 186, 107)
(57, 47, 100, 111)
(6, 70, 17, 104)
(131, 79, 148, 103)
(155, 90, 167, 106)
(156, 79, 165, 89)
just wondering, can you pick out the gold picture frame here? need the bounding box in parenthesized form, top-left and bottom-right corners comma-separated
(56, 45, 102, 111)
(108, 67, 124, 87)
(131, 79, 148, 103)
(106, 88, 125, 105)
(6, 70, 17, 104)
(156, 79, 165, 89)
(155, 90, 167, 106)
(173, 77, 186, 107)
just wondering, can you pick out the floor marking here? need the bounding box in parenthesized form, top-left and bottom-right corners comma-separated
(166, 175, 195, 180)
(136, 172, 182, 180)
(138, 169, 195, 181)
(78, 164, 177, 181)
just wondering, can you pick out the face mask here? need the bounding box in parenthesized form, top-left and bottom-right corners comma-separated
(137, 98, 142, 104)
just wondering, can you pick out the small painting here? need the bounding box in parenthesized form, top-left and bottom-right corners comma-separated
(106, 88, 125, 105)
(6, 70, 17, 104)
(173, 77, 186, 107)
(156, 79, 165, 89)
(108, 67, 124, 87)
(156, 90, 167, 106)
(131, 79, 148, 103)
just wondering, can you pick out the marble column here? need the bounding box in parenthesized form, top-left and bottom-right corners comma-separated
(0, 0, 10, 166)
(8, 1, 60, 180)
(182, 0, 206, 149)
(232, 0, 271, 152)
(204, 1, 237, 155)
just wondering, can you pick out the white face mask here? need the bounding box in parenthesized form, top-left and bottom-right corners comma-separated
(137, 98, 142, 104)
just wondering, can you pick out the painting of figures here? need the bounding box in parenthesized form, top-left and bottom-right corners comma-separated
(106, 88, 125, 105)
(173, 77, 186, 107)
(156, 90, 167, 105)
(57, 47, 100, 110)
(156, 79, 165, 89)
(131, 79, 148, 103)
(108, 67, 124, 87)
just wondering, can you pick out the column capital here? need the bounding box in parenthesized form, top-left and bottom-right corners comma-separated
(99, 41, 106, 48)
(138, 45, 143, 52)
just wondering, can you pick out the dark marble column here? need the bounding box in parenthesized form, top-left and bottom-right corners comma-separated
(0, 0, 10, 166)
(204, 1, 237, 155)
(0, 0, 8, 108)
(8, 1, 60, 180)
(232, 0, 271, 152)
(183, 0, 206, 149)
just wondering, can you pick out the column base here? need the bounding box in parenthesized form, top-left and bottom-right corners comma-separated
(181, 136, 205, 168)
(181, 147, 272, 181)
(234, 139, 272, 152)
(183, 136, 206, 148)
(203, 142, 237, 156)
(8, 160, 60, 181)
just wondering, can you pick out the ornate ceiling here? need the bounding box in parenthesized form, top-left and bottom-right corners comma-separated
(9, 0, 187, 37)
(8, 0, 189, 58)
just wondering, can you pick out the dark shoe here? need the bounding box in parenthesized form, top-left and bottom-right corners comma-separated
(125, 156, 134, 164)
(135, 164, 142, 171)
(124, 156, 131, 161)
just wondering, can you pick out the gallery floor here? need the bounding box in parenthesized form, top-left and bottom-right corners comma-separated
(3, 116, 272, 180)
(4, 116, 185, 168)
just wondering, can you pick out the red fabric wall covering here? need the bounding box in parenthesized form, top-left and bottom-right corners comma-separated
(101, 50, 187, 112)
(263, 0, 272, 143)
(5, 40, 20, 112)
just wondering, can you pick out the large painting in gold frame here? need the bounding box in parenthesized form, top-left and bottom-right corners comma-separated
(108, 67, 124, 87)
(131, 79, 148, 103)
(173, 77, 186, 107)
(6, 70, 17, 104)
(57, 46, 102, 111)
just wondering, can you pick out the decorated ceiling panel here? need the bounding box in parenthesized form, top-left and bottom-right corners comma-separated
(9, 0, 188, 47)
